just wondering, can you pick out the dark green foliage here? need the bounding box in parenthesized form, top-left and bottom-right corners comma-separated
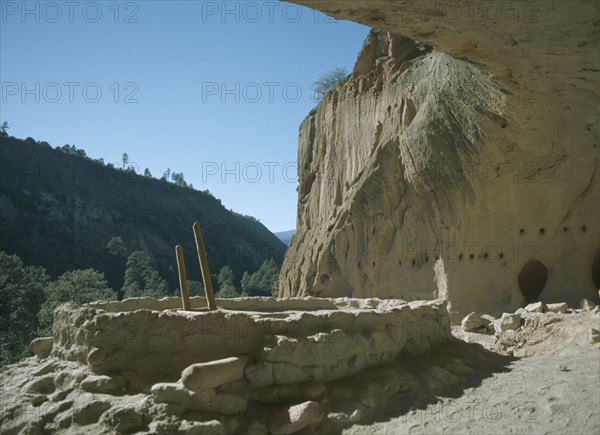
(217, 283, 239, 299)
(0, 251, 49, 365)
(187, 280, 205, 296)
(240, 259, 280, 297)
(0, 136, 286, 290)
(57, 144, 87, 157)
(37, 269, 116, 336)
(216, 265, 239, 298)
(121, 251, 170, 298)
(104, 237, 129, 291)
(106, 237, 128, 258)
(171, 172, 187, 187)
(218, 265, 235, 286)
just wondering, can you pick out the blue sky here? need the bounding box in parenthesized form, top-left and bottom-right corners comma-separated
(0, 1, 369, 233)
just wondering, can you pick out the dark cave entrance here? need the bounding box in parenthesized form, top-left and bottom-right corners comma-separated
(518, 260, 548, 303)
(592, 249, 600, 289)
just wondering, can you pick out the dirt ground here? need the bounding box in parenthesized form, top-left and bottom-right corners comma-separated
(344, 310, 600, 435)
(0, 305, 597, 434)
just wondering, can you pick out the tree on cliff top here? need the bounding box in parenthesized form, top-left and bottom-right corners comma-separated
(313, 67, 349, 102)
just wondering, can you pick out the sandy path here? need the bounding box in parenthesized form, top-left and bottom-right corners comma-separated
(345, 312, 600, 435)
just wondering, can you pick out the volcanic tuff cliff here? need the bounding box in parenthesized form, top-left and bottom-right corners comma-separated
(279, 1, 600, 318)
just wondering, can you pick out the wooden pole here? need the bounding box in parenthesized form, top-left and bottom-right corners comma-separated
(193, 221, 217, 311)
(175, 245, 191, 311)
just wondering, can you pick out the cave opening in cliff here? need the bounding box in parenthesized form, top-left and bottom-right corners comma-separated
(592, 249, 600, 289)
(518, 260, 548, 303)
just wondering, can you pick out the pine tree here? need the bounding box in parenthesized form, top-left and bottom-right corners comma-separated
(187, 280, 205, 296)
(106, 237, 128, 259)
(122, 251, 169, 298)
(216, 266, 239, 298)
(240, 259, 280, 297)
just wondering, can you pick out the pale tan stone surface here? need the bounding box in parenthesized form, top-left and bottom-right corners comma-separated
(461, 312, 482, 332)
(271, 401, 322, 435)
(547, 302, 569, 314)
(524, 301, 546, 313)
(279, 1, 600, 319)
(0, 297, 456, 434)
(50, 297, 451, 384)
(181, 356, 253, 393)
(29, 337, 53, 359)
(3, 303, 598, 434)
(495, 312, 522, 333)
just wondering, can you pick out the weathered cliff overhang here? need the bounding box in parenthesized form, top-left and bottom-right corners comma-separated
(279, 0, 599, 318)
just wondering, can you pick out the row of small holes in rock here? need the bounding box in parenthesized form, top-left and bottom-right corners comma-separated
(520, 225, 587, 235)
(398, 253, 506, 266)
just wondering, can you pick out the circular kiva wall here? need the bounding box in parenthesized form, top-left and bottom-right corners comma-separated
(50, 297, 452, 389)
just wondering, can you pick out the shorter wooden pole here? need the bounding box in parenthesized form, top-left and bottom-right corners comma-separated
(175, 245, 191, 311)
(193, 221, 217, 311)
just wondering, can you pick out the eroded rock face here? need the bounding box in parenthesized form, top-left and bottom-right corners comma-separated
(279, 1, 600, 318)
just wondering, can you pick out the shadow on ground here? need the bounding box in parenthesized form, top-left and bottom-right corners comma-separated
(313, 339, 516, 433)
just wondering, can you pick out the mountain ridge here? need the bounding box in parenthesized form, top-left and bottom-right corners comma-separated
(274, 229, 295, 246)
(0, 134, 286, 291)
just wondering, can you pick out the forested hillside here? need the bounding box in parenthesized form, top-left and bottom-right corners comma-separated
(0, 135, 286, 291)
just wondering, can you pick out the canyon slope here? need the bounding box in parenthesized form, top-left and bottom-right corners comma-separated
(279, 1, 599, 318)
(0, 136, 286, 289)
